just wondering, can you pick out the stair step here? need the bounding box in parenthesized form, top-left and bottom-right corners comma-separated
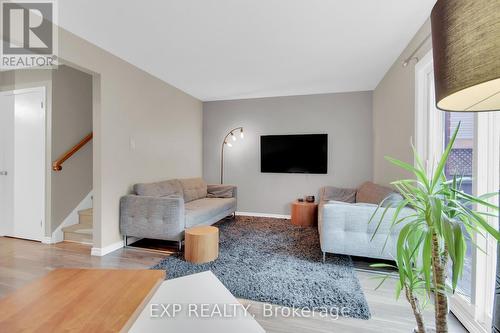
(78, 208, 93, 225)
(62, 224, 92, 234)
(64, 231, 92, 244)
(63, 223, 93, 244)
(78, 208, 93, 216)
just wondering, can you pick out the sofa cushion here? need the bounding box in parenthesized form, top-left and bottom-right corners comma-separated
(320, 186, 356, 203)
(178, 178, 208, 203)
(185, 198, 236, 228)
(356, 181, 395, 205)
(134, 179, 183, 197)
(207, 184, 235, 198)
(380, 192, 404, 207)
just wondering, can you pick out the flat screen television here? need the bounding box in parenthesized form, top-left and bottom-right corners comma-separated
(260, 134, 328, 174)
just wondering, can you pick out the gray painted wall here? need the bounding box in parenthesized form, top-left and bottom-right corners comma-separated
(203, 91, 373, 215)
(51, 65, 93, 233)
(373, 19, 431, 186)
(0, 70, 15, 89)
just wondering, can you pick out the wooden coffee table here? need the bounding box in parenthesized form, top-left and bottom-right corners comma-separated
(291, 200, 318, 227)
(185, 226, 219, 264)
(0, 269, 165, 333)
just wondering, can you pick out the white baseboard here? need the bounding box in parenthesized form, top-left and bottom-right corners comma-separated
(42, 236, 54, 244)
(91, 240, 124, 257)
(236, 211, 291, 219)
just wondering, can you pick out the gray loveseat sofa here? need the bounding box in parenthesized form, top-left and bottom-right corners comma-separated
(318, 181, 414, 261)
(120, 177, 237, 248)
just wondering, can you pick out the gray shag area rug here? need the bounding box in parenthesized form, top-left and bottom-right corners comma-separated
(151, 216, 371, 319)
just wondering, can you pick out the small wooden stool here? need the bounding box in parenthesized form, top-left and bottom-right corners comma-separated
(185, 226, 219, 264)
(291, 201, 318, 227)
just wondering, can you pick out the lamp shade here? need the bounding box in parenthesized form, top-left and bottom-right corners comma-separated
(430, 0, 500, 112)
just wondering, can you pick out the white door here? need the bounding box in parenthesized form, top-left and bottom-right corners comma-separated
(0, 93, 15, 237)
(0, 88, 45, 241)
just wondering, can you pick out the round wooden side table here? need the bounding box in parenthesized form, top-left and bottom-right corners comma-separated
(185, 226, 219, 264)
(291, 201, 318, 227)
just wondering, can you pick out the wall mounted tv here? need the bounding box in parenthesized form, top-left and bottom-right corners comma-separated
(260, 134, 328, 174)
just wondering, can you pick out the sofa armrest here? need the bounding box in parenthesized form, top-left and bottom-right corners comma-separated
(319, 186, 356, 203)
(119, 195, 185, 240)
(207, 184, 237, 199)
(319, 201, 411, 233)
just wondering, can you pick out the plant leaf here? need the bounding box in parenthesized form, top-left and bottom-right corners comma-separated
(455, 190, 499, 211)
(396, 223, 413, 288)
(458, 202, 500, 240)
(370, 263, 398, 269)
(451, 224, 465, 292)
(431, 122, 460, 192)
(386, 156, 430, 192)
(422, 230, 432, 292)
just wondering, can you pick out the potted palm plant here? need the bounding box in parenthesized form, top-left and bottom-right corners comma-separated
(370, 123, 500, 333)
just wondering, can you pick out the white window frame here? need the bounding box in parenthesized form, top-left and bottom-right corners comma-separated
(474, 110, 500, 330)
(415, 49, 500, 333)
(415, 51, 444, 175)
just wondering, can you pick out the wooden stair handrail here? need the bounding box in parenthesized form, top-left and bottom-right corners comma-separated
(52, 132, 93, 171)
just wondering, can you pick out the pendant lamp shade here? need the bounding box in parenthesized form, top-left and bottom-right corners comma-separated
(430, 0, 500, 112)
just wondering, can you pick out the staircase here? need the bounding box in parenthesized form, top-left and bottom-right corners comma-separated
(62, 208, 93, 244)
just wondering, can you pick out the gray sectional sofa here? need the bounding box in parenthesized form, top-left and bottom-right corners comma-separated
(120, 177, 237, 248)
(318, 181, 414, 261)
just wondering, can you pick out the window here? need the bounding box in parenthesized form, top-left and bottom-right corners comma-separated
(444, 112, 474, 299)
(416, 50, 500, 333)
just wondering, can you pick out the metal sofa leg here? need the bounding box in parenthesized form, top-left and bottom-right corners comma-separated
(123, 235, 127, 247)
(322, 252, 326, 263)
(178, 240, 182, 251)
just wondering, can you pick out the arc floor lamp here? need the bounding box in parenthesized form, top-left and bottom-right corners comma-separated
(430, 0, 499, 331)
(220, 127, 244, 184)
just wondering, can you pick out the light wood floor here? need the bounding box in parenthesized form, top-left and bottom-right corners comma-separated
(0, 237, 467, 333)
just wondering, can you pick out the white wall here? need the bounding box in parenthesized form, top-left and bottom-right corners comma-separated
(203, 92, 373, 215)
(373, 19, 432, 186)
(57, 27, 203, 251)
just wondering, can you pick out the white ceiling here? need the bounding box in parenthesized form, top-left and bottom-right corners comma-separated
(58, 0, 436, 101)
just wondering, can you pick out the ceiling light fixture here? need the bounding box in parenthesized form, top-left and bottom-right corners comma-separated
(431, 0, 500, 112)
